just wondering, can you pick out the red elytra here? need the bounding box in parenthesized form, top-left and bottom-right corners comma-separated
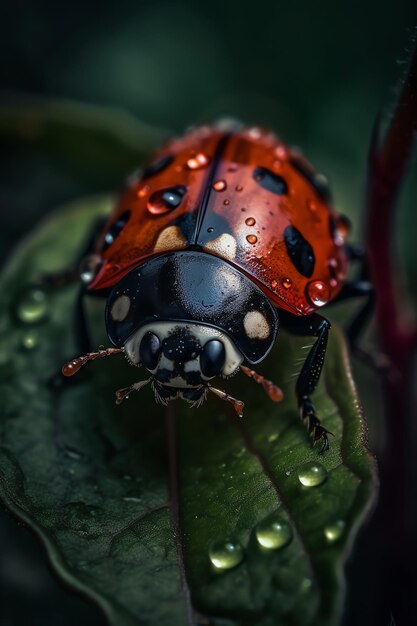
(89, 125, 349, 316)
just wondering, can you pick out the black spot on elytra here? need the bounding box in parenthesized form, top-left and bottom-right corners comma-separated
(142, 154, 174, 179)
(102, 210, 131, 251)
(290, 158, 332, 204)
(284, 225, 315, 277)
(253, 167, 288, 195)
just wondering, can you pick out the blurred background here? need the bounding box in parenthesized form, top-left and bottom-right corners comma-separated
(0, 1, 416, 624)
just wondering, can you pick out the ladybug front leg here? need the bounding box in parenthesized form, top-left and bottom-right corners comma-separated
(281, 312, 332, 453)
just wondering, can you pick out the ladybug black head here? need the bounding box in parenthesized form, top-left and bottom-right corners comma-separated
(105, 251, 279, 399)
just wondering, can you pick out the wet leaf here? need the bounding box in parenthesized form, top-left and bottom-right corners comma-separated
(0, 197, 377, 626)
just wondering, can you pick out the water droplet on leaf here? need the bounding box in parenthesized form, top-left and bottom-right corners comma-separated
(324, 519, 345, 542)
(255, 516, 293, 550)
(209, 540, 244, 570)
(297, 461, 327, 487)
(245, 217, 256, 226)
(64, 447, 83, 460)
(246, 235, 257, 245)
(16, 287, 48, 324)
(282, 277, 292, 289)
(21, 331, 39, 350)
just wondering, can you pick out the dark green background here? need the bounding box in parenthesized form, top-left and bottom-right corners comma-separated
(0, 1, 416, 625)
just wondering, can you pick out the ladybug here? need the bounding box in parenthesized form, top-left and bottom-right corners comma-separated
(60, 121, 372, 453)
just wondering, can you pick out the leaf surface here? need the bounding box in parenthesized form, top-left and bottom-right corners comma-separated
(0, 197, 377, 626)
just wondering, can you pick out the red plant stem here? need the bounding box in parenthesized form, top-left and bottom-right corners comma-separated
(364, 33, 417, 624)
(366, 35, 417, 373)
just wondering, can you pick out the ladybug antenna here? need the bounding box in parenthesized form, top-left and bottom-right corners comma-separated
(240, 365, 284, 402)
(62, 347, 124, 377)
(208, 385, 245, 417)
(115, 379, 151, 405)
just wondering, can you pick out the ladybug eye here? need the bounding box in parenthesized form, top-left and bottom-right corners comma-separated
(200, 340, 226, 378)
(253, 167, 288, 195)
(139, 332, 161, 370)
(102, 210, 130, 251)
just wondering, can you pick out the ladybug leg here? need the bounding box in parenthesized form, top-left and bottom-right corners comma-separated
(208, 385, 245, 417)
(115, 379, 150, 405)
(331, 279, 390, 372)
(281, 312, 332, 453)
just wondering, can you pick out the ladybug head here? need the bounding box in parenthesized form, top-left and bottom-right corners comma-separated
(103, 251, 279, 406)
(61, 251, 279, 408)
(122, 320, 243, 403)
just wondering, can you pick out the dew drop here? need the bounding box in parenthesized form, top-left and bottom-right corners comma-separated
(282, 277, 292, 289)
(209, 540, 244, 570)
(79, 254, 102, 284)
(275, 145, 287, 159)
(16, 287, 48, 324)
(64, 447, 83, 461)
(248, 127, 262, 139)
(300, 578, 313, 592)
(20, 331, 39, 350)
(245, 217, 256, 226)
(246, 235, 257, 245)
(207, 227, 214, 233)
(213, 179, 227, 192)
(223, 199, 230, 206)
(255, 516, 292, 550)
(324, 520, 345, 543)
(271, 280, 278, 289)
(306, 280, 330, 307)
(147, 185, 186, 214)
(334, 214, 351, 239)
(235, 184, 243, 192)
(123, 495, 142, 503)
(137, 185, 150, 198)
(187, 153, 210, 170)
(297, 461, 327, 487)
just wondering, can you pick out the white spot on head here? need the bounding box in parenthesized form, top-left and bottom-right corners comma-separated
(204, 234, 237, 261)
(111, 295, 131, 321)
(243, 311, 270, 339)
(154, 226, 187, 252)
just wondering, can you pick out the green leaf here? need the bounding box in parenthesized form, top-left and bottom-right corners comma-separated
(0, 197, 377, 626)
(0, 96, 168, 182)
